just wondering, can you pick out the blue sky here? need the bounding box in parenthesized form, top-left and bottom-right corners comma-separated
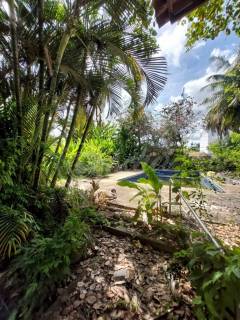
(152, 21, 238, 111)
(148, 20, 239, 142)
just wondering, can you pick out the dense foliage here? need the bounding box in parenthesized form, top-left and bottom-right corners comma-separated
(185, 0, 240, 49)
(10, 210, 91, 318)
(0, 0, 167, 190)
(209, 132, 240, 174)
(114, 97, 196, 169)
(174, 242, 240, 320)
(160, 96, 196, 148)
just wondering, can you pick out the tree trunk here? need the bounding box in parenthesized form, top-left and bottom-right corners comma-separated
(8, 0, 23, 182)
(33, 24, 74, 189)
(50, 89, 82, 187)
(8, 0, 22, 138)
(65, 104, 96, 188)
(32, 0, 45, 189)
(46, 99, 72, 182)
(46, 83, 68, 139)
(33, 0, 86, 189)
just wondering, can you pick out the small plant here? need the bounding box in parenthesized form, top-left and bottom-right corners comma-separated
(187, 188, 210, 219)
(118, 162, 165, 224)
(78, 206, 109, 226)
(173, 242, 240, 320)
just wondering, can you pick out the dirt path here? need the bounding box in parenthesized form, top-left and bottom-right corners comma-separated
(41, 230, 193, 320)
(204, 183, 240, 224)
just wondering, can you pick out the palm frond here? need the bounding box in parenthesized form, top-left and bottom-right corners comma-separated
(0, 206, 35, 258)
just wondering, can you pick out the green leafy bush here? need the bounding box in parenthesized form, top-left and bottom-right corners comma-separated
(66, 187, 95, 210)
(76, 140, 113, 177)
(209, 132, 240, 173)
(174, 242, 240, 320)
(77, 206, 108, 226)
(10, 211, 91, 318)
(90, 125, 116, 155)
(0, 206, 37, 259)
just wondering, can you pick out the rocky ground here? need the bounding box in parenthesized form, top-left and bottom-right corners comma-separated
(43, 172, 240, 319)
(41, 229, 193, 320)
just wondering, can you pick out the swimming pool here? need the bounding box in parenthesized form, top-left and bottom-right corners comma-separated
(120, 169, 224, 192)
(123, 169, 198, 182)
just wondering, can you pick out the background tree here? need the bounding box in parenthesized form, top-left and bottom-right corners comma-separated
(160, 96, 196, 149)
(203, 54, 240, 136)
(184, 0, 240, 49)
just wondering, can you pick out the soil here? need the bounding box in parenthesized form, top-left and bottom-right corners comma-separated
(40, 229, 193, 320)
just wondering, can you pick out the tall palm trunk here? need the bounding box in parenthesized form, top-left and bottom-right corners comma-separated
(50, 89, 82, 187)
(46, 83, 68, 140)
(33, 33, 72, 189)
(8, 0, 23, 182)
(32, 0, 45, 189)
(46, 98, 72, 182)
(65, 104, 96, 188)
(8, 0, 22, 138)
(33, 0, 81, 189)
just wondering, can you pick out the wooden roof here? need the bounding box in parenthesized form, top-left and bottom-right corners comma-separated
(152, 0, 207, 27)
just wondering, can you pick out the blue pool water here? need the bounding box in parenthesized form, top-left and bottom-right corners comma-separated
(121, 169, 224, 193)
(124, 169, 199, 182)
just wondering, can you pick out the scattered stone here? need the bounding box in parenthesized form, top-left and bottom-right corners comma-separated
(113, 268, 132, 281)
(73, 300, 81, 309)
(40, 230, 193, 319)
(86, 294, 97, 305)
(93, 302, 102, 310)
(95, 276, 104, 283)
(77, 281, 84, 288)
(80, 292, 86, 300)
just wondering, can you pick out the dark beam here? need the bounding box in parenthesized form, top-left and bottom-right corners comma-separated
(153, 0, 208, 27)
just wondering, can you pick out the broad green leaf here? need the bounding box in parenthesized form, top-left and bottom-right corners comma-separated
(137, 177, 150, 185)
(117, 180, 140, 190)
(192, 296, 203, 305)
(140, 162, 162, 193)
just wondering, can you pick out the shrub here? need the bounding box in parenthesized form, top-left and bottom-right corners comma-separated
(66, 187, 94, 210)
(0, 205, 37, 259)
(76, 140, 113, 177)
(78, 206, 108, 226)
(9, 211, 91, 319)
(174, 242, 240, 320)
(209, 132, 240, 174)
(90, 124, 116, 155)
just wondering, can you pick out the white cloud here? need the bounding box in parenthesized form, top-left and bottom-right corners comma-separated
(210, 48, 231, 58)
(157, 22, 207, 67)
(157, 21, 187, 67)
(170, 95, 182, 102)
(210, 47, 237, 66)
(193, 41, 206, 50)
(184, 47, 235, 108)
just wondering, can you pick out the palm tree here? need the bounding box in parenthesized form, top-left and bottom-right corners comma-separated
(0, 0, 167, 189)
(48, 15, 167, 187)
(203, 54, 240, 136)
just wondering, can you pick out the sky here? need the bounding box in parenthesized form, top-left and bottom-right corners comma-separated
(150, 20, 239, 143)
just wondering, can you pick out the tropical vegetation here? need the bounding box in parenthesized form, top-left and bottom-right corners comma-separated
(0, 0, 240, 319)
